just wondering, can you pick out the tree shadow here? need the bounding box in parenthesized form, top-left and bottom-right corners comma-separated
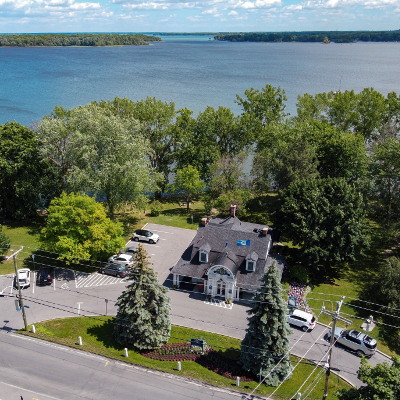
(86, 318, 125, 350)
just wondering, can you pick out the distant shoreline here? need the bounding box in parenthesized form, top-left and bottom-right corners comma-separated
(214, 31, 400, 43)
(0, 33, 161, 47)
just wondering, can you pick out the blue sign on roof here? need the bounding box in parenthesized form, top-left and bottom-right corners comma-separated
(237, 240, 251, 246)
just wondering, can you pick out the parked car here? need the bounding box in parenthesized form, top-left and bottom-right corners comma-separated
(13, 268, 31, 289)
(36, 267, 54, 286)
(99, 263, 128, 278)
(122, 247, 137, 256)
(287, 309, 316, 331)
(327, 327, 377, 357)
(107, 253, 133, 266)
(132, 229, 159, 244)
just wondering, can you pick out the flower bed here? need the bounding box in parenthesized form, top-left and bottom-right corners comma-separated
(288, 281, 311, 312)
(142, 343, 254, 381)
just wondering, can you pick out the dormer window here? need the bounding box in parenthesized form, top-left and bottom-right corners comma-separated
(246, 251, 259, 272)
(199, 242, 211, 264)
(246, 260, 255, 271)
(199, 250, 208, 263)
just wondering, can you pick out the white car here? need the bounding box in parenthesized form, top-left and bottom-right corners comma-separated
(107, 253, 133, 266)
(14, 268, 31, 289)
(132, 229, 159, 244)
(287, 309, 316, 331)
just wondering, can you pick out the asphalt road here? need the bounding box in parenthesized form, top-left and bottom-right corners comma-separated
(0, 223, 393, 390)
(0, 331, 247, 400)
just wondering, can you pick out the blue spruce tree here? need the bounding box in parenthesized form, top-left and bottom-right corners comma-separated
(114, 244, 171, 350)
(239, 263, 292, 386)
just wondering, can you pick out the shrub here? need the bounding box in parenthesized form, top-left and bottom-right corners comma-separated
(150, 200, 162, 216)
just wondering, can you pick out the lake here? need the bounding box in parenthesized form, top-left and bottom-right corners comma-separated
(1, 35, 399, 127)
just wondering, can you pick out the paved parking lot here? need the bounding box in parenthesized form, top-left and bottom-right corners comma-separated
(125, 223, 197, 284)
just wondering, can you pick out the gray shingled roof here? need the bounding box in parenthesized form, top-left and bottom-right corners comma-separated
(171, 216, 284, 291)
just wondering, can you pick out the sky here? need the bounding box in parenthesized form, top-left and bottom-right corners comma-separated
(0, 0, 399, 33)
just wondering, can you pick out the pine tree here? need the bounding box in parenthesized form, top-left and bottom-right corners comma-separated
(239, 263, 292, 386)
(113, 244, 171, 350)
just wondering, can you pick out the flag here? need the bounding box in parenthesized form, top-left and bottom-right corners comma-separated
(237, 240, 250, 246)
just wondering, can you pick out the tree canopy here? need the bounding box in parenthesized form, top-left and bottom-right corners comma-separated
(40, 192, 124, 263)
(279, 178, 369, 269)
(38, 103, 159, 218)
(337, 356, 400, 400)
(0, 122, 56, 219)
(168, 165, 206, 212)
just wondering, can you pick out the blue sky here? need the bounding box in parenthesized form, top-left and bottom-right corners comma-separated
(0, 1, 399, 33)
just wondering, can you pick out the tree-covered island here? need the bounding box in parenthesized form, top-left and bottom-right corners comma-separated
(214, 30, 400, 43)
(0, 33, 161, 47)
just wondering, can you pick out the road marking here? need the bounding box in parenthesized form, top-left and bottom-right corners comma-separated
(0, 381, 62, 400)
(151, 229, 174, 234)
(204, 299, 233, 309)
(75, 272, 126, 288)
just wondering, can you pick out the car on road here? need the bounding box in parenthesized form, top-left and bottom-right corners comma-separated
(287, 309, 316, 331)
(107, 253, 134, 266)
(36, 267, 54, 286)
(328, 327, 377, 357)
(13, 268, 31, 289)
(132, 229, 159, 244)
(99, 263, 128, 278)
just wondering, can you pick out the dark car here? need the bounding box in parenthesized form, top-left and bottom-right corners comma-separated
(99, 263, 128, 278)
(36, 267, 54, 286)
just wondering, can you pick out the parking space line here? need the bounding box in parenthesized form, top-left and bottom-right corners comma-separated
(150, 229, 174, 234)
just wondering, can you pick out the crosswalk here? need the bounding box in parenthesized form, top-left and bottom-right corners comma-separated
(75, 272, 128, 288)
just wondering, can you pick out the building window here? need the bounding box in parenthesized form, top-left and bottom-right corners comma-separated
(200, 251, 208, 263)
(246, 260, 255, 271)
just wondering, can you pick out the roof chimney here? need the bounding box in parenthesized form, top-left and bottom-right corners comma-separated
(262, 227, 269, 236)
(230, 204, 237, 217)
(201, 217, 208, 226)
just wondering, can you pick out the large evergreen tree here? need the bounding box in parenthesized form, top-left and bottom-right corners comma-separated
(239, 263, 291, 386)
(114, 244, 171, 350)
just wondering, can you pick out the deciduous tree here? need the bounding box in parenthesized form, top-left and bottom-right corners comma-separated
(114, 244, 171, 350)
(168, 165, 205, 212)
(239, 263, 291, 386)
(40, 192, 124, 262)
(337, 356, 400, 400)
(370, 138, 400, 224)
(279, 178, 369, 268)
(0, 122, 56, 219)
(39, 103, 159, 219)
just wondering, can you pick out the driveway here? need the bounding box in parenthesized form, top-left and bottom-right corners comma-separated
(125, 223, 197, 283)
(1, 223, 393, 388)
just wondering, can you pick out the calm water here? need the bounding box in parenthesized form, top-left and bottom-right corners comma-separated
(1, 36, 400, 127)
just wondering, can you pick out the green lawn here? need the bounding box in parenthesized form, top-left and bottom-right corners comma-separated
(1, 221, 41, 274)
(120, 200, 206, 234)
(21, 317, 349, 399)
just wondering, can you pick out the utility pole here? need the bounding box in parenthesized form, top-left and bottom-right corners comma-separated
(8, 247, 28, 331)
(321, 296, 352, 400)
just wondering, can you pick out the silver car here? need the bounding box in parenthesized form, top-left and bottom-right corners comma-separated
(328, 327, 377, 357)
(107, 253, 133, 266)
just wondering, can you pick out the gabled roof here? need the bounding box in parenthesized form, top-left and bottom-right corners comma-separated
(171, 215, 283, 290)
